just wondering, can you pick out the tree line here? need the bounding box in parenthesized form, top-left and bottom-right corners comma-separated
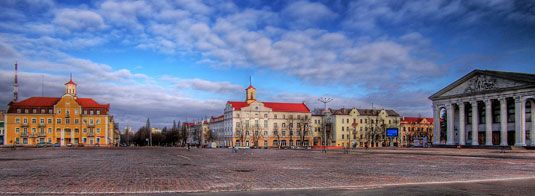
(120, 119, 189, 147)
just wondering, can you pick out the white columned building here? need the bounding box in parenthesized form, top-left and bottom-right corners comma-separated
(429, 70, 534, 147)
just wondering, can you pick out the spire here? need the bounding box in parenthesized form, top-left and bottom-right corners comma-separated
(13, 62, 18, 102)
(249, 75, 252, 86)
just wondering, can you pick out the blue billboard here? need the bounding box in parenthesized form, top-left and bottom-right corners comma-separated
(386, 128, 399, 137)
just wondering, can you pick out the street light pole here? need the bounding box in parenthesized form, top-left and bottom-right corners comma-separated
(318, 97, 333, 153)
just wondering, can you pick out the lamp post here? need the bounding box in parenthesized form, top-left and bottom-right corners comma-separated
(318, 97, 333, 153)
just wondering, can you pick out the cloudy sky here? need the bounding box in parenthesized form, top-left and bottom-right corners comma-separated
(1, 0, 534, 130)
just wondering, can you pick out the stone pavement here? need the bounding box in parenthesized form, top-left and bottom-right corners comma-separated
(0, 147, 534, 194)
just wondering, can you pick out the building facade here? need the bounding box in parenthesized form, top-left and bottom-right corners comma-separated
(0, 110, 5, 145)
(430, 70, 534, 147)
(4, 78, 116, 146)
(209, 115, 224, 147)
(316, 108, 401, 148)
(399, 117, 434, 147)
(220, 84, 312, 148)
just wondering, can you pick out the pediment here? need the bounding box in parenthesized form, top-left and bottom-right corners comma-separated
(430, 70, 535, 100)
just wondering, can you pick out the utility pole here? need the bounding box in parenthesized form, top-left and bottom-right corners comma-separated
(318, 97, 333, 153)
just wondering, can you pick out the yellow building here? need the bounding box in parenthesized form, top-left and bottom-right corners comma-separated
(4, 78, 116, 147)
(315, 108, 401, 148)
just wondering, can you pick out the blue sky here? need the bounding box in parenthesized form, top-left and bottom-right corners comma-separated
(1, 0, 534, 129)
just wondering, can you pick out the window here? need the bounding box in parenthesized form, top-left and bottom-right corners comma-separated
(97, 110, 100, 115)
(74, 119, 79, 124)
(16, 118, 20, 124)
(57, 109, 61, 114)
(96, 138, 100, 144)
(264, 131, 267, 135)
(56, 128, 61, 133)
(83, 129, 87, 133)
(342, 127, 345, 131)
(96, 128, 100, 134)
(40, 118, 44, 124)
(16, 128, 20, 133)
(75, 129, 79, 133)
(264, 120, 268, 128)
(274, 114, 277, 119)
(90, 110, 94, 115)
(264, 114, 268, 118)
(56, 118, 62, 124)
(96, 119, 101, 124)
(23, 118, 28, 124)
(17, 109, 21, 113)
(66, 118, 70, 124)
(48, 109, 52, 113)
(74, 109, 78, 115)
(89, 119, 94, 125)
(33, 109, 37, 113)
(25, 109, 28, 113)
(48, 128, 52, 134)
(31, 118, 36, 124)
(282, 131, 286, 135)
(66, 109, 70, 115)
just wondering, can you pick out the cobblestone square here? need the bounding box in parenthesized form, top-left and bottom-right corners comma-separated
(0, 148, 534, 194)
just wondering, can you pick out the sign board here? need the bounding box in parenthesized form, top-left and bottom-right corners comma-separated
(386, 128, 398, 137)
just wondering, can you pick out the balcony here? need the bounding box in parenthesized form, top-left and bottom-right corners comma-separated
(21, 132, 28, 137)
(21, 123, 29, 127)
(38, 123, 46, 128)
(87, 124, 95, 128)
(87, 132, 95, 137)
(65, 113, 70, 118)
(38, 132, 46, 137)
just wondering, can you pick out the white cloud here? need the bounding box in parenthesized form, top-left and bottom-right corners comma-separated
(282, 0, 338, 27)
(175, 78, 242, 94)
(53, 8, 106, 31)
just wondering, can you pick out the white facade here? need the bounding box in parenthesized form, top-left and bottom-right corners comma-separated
(430, 70, 535, 146)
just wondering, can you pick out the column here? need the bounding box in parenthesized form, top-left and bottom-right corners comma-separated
(514, 96, 526, 146)
(446, 103, 455, 145)
(531, 100, 535, 146)
(70, 129, 74, 144)
(60, 129, 64, 146)
(471, 101, 479, 145)
(485, 99, 493, 146)
(499, 98, 508, 146)
(458, 102, 466, 145)
(433, 105, 441, 145)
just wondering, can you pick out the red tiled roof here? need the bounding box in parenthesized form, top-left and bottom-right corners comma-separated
(246, 85, 255, 89)
(11, 97, 60, 107)
(76, 98, 109, 109)
(65, 79, 77, 85)
(9, 97, 108, 109)
(401, 117, 434, 124)
(227, 101, 310, 113)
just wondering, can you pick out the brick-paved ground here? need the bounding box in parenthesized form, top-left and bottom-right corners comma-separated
(0, 147, 534, 194)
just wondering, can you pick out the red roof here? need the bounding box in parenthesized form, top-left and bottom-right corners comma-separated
(227, 101, 310, 113)
(246, 85, 255, 89)
(401, 117, 434, 124)
(65, 79, 77, 85)
(76, 98, 109, 109)
(11, 97, 60, 107)
(9, 97, 109, 109)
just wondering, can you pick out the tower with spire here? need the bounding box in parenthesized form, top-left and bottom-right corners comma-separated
(13, 62, 18, 102)
(65, 73, 77, 97)
(245, 76, 256, 104)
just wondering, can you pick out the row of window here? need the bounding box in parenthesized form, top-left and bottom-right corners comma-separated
(235, 130, 312, 136)
(14, 137, 101, 145)
(15, 108, 103, 115)
(15, 127, 101, 135)
(235, 113, 310, 120)
(15, 118, 101, 125)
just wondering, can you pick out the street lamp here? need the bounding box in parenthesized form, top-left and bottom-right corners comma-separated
(318, 97, 333, 153)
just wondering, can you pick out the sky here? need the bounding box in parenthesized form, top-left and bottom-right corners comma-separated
(0, 0, 534, 130)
